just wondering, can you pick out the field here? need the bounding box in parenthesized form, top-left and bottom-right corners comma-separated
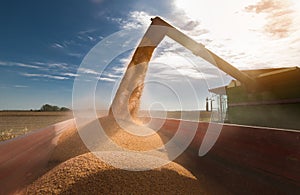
(0, 111, 73, 141)
(0, 110, 212, 142)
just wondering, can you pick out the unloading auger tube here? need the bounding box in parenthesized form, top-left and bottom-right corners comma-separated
(109, 16, 257, 120)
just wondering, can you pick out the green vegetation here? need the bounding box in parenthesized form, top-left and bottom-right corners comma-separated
(40, 104, 70, 112)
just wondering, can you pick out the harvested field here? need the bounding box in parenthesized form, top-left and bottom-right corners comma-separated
(0, 111, 73, 141)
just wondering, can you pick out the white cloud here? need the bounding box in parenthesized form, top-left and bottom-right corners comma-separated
(0, 60, 77, 77)
(98, 77, 115, 82)
(15, 63, 40, 69)
(122, 11, 153, 30)
(108, 1, 299, 86)
(87, 36, 95, 41)
(0, 61, 9, 66)
(78, 67, 100, 75)
(111, 12, 220, 81)
(245, 0, 296, 38)
(14, 85, 28, 88)
(22, 73, 69, 80)
(61, 72, 79, 77)
(51, 43, 64, 48)
(0, 61, 46, 70)
(76, 34, 98, 43)
(76, 68, 120, 82)
(107, 11, 153, 30)
(67, 53, 84, 58)
(47, 62, 69, 69)
(32, 61, 76, 72)
(105, 73, 121, 78)
(78, 28, 97, 35)
(172, 0, 300, 69)
(149, 50, 218, 81)
(112, 66, 126, 74)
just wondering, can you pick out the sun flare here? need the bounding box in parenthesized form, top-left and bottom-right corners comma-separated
(174, 0, 300, 69)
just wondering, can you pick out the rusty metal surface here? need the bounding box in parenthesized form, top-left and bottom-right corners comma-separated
(0, 119, 76, 194)
(150, 118, 300, 194)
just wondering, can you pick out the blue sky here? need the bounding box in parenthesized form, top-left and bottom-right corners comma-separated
(0, 0, 147, 110)
(1, 0, 299, 110)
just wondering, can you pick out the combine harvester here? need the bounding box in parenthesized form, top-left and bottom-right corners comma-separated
(0, 17, 299, 194)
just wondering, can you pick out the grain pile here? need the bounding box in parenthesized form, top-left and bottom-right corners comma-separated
(27, 116, 203, 194)
(99, 116, 170, 151)
(27, 153, 203, 194)
(49, 122, 89, 164)
(49, 116, 170, 163)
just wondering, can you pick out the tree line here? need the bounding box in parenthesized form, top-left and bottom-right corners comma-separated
(40, 104, 70, 112)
